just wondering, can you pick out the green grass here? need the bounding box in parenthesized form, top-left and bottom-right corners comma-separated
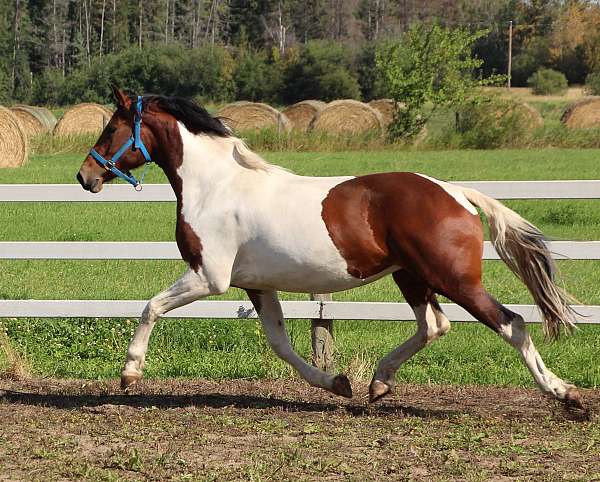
(2, 316, 598, 388)
(0, 148, 599, 388)
(4, 148, 600, 183)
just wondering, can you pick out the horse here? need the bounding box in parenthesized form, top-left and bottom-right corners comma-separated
(76, 87, 584, 410)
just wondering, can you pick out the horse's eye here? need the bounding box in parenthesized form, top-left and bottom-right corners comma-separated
(105, 125, 117, 135)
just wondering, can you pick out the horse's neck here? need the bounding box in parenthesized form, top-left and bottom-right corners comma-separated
(173, 127, 233, 189)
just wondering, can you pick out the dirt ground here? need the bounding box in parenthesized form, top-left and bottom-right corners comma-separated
(0, 378, 599, 481)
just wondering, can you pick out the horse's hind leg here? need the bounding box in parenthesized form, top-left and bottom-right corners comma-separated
(369, 270, 451, 403)
(448, 283, 583, 408)
(246, 289, 353, 398)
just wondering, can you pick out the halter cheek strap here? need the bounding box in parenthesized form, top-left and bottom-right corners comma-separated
(89, 96, 152, 190)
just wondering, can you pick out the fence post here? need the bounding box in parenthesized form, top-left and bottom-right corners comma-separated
(310, 293, 334, 373)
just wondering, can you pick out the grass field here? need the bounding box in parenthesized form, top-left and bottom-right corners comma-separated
(1, 147, 600, 389)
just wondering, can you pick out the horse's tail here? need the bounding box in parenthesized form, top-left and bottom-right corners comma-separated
(461, 187, 577, 339)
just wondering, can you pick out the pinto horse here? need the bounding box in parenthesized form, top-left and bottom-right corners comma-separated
(77, 88, 583, 409)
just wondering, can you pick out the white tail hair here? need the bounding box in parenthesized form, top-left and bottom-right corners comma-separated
(461, 187, 577, 339)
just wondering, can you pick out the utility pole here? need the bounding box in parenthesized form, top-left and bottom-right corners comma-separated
(100, 0, 106, 56)
(165, 0, 169, 44)
(138, 0, 143, 48)
(12, 0, 21, 92)
(508, 20, 513, 89)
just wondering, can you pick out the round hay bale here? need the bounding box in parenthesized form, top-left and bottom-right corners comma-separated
(458, 100, 543, 131)
(10, 105, 57, 137)
(53, 103, 113, 136)
(457, 99, 542, 148)
(561, 97, 600, 129)
(309, 100, 384, 135)
(217, 102, 291, 132)
(281, 100, 326, 131)
(0, 106, 28, 168)
(518, 102, 544, 130)
(368, 99, 405, 127)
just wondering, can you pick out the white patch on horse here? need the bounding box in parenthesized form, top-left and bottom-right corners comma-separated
(175, 123, 388, 293)
(415, 173, 478, 215)
(498, 317, 575, 399)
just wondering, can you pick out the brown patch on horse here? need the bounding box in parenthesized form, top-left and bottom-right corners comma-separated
(175, 218, 203, 272)
(321, 177, 394, 279)
(321, 172, 483, 297)
(143, 105, 204, 272)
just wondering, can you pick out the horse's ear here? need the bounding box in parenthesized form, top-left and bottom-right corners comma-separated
(111, 85, 131, 109)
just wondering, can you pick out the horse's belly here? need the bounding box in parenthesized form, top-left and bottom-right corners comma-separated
(231, 247, 398, 293)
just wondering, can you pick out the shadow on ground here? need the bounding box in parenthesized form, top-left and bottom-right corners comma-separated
(0, 377, 596, 422)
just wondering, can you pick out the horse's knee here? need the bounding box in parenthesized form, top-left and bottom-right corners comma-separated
(207, 276, 229, 296)
(142, 299, 161, 320)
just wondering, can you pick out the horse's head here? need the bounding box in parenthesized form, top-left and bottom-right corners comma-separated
(77, 86, 156, 193)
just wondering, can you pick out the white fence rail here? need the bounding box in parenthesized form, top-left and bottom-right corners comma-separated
(1, 180, 600, 201)
(2, 241, 600, 260)
(0, 300, 597, 323)
(1, 181, 599, 324)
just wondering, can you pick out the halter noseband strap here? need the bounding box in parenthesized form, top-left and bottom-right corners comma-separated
(89, 96, 152, 190)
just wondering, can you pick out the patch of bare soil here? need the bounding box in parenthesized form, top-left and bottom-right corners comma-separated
(0, 378, 599, 481)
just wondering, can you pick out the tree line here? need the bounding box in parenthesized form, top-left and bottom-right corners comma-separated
(2, 0, 600, 106)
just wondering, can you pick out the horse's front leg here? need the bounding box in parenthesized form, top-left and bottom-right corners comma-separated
(121, 268, 227, 389)
(246, 289, 352, 398)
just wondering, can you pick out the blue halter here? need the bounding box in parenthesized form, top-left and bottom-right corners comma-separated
(89, 96, 152, 190)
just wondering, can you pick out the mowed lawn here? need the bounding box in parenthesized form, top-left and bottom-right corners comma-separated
(0, 148, 599, 388)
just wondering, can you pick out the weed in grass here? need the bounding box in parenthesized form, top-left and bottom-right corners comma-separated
(0, 323, 31, 380)
(32, 448, 57, 460)
(344, 351, 373, 384)
(108, 447, 145, 473)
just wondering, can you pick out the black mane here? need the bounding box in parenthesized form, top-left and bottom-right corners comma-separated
(142, 95, 231, 137)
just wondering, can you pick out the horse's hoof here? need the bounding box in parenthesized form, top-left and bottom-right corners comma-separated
(369, 379, 392, 403)
(120, 372, 142, 391)
(564, 387, 585, 411)
(331, 374, 353, 398)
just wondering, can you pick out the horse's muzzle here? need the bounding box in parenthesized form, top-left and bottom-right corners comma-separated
(77, 171, 103, 193)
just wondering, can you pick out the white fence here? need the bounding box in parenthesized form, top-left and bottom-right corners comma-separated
(2, 181, 600, 201)
(1, 240, 600, 260)
(1, 181, 600, 323)
(0, 299, 598, 324)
